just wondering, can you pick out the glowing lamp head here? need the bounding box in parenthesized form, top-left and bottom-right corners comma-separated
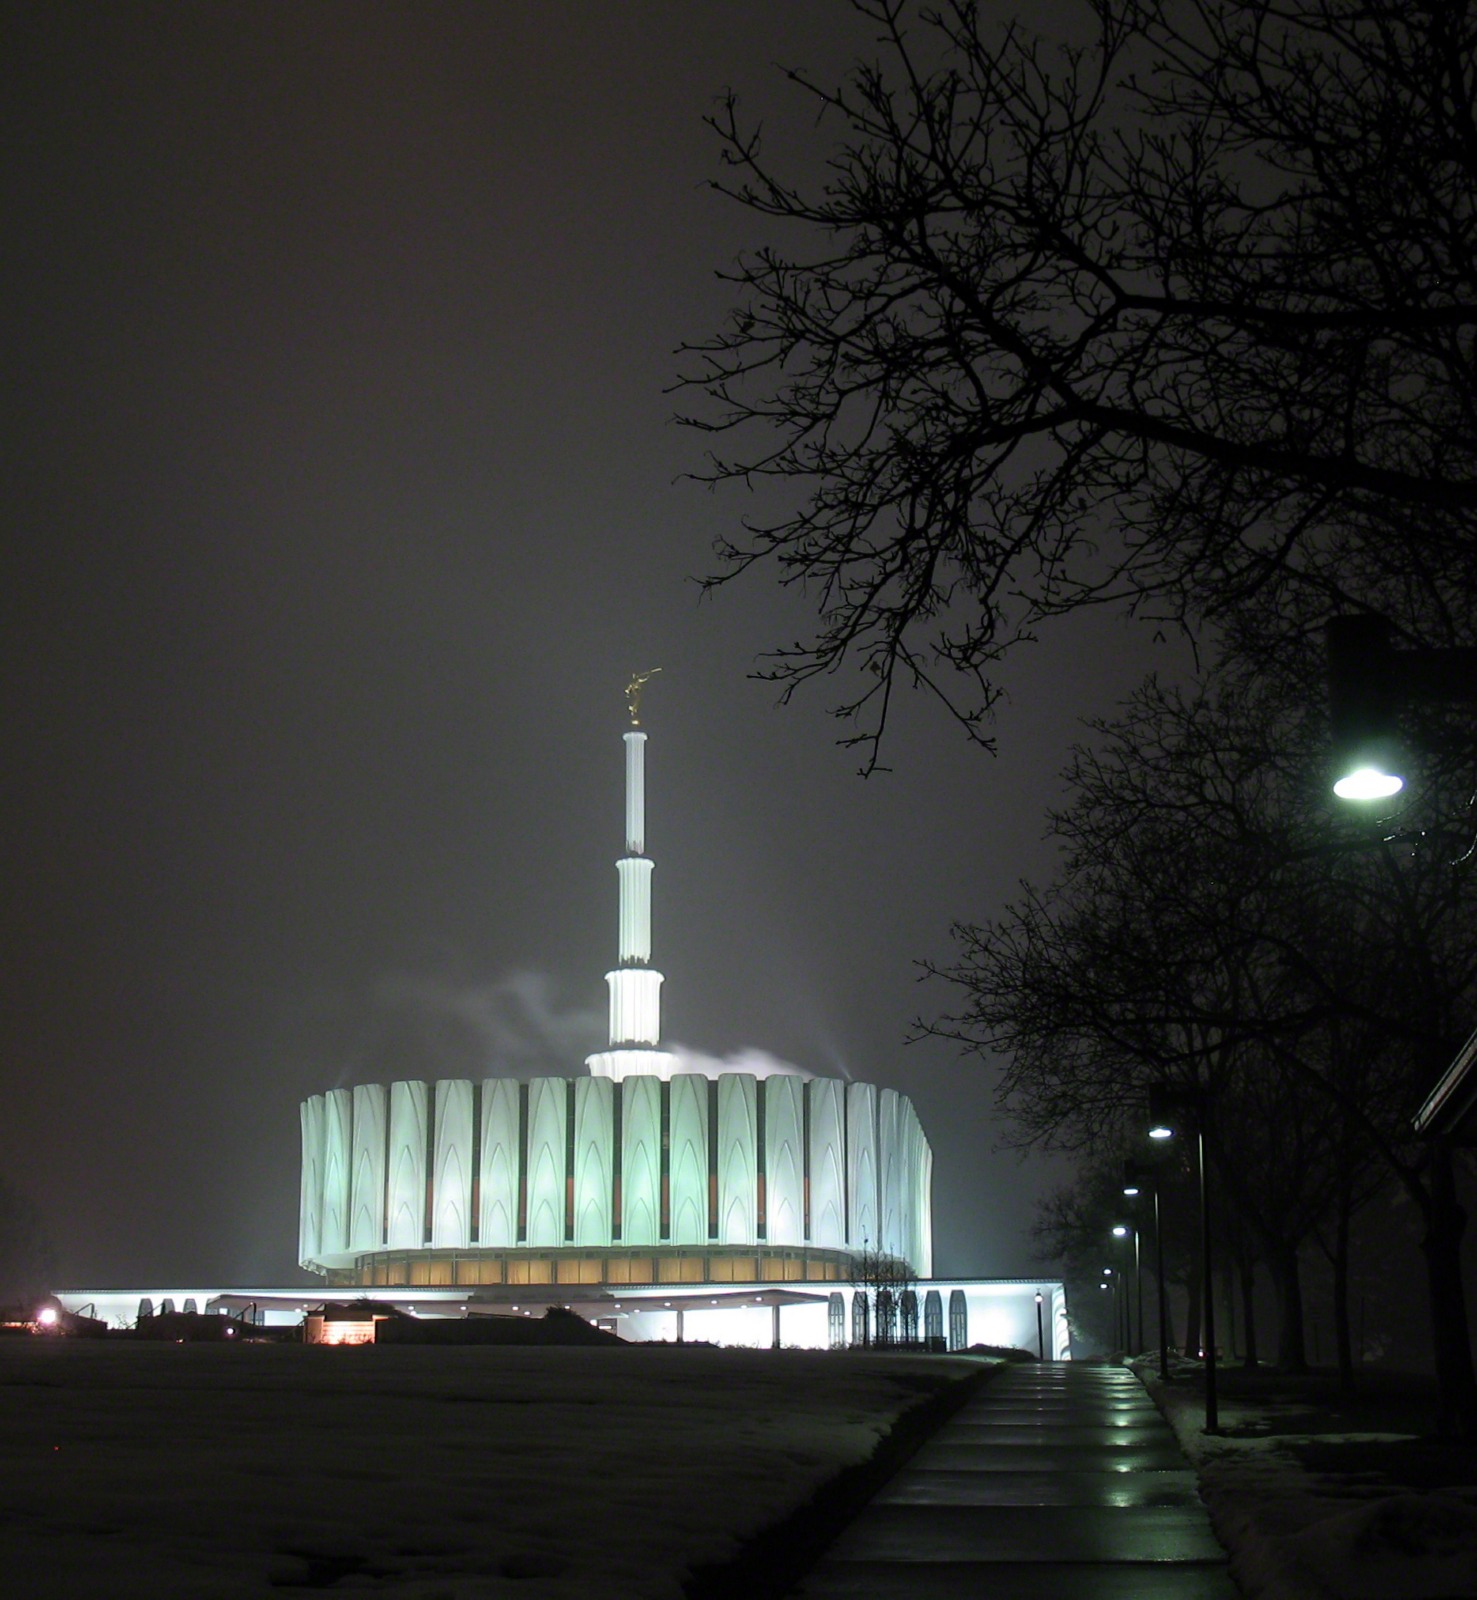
(1122, 1182, 1140, 1196)
(1326, 616, 1405, 803)
(36, 1306, 58, 1328)
(1148, 1123, 1174, 1140)
(1333, 765, 1404, 802)
(1112, 1225, 1128, 1237)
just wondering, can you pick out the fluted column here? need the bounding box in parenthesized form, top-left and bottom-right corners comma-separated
(606, 730, 664, 1046)
(588, 716, 679, 1080)
(625, 729, 645, 853)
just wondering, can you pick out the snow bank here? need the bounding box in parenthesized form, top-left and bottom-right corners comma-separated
(0, 1338, 977, 1598)
(1138, 1362, 1477, 1600)
(1273, 1492, 1477, 1600)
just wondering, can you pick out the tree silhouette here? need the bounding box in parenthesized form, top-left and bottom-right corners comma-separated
(928, 659, 1477, 1427)
(680, 0, 1477, 765)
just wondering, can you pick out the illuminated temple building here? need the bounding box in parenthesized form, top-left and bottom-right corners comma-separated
(59, 689, 1067, 1353)
(295, 705, 932, 1296)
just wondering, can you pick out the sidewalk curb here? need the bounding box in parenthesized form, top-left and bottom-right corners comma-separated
(684, 1357, 1005, 1600)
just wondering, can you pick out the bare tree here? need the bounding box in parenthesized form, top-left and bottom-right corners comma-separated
(1033, 1152, 1196, 1356)
(850, 1237, 918, 1346)
(679, 0, 1477, 766)
(927, 662, 1477, 1427)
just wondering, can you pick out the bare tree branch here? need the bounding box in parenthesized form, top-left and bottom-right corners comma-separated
(678, 0, 1477, 760)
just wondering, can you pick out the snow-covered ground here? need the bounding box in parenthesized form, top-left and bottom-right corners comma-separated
(0, 1337, 979, 1598)
(1140, 1362, 1477, 1600)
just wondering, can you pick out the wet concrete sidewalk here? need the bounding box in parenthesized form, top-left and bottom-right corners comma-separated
(793, 1360, 1238, 1598)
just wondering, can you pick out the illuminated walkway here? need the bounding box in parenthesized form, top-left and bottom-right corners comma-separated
(794, 1361, 1237, 1599)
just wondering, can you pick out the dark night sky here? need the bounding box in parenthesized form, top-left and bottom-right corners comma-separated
(6, 2, 1171, 1288)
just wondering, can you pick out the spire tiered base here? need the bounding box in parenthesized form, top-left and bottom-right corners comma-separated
(585, 1047, 681, 1082)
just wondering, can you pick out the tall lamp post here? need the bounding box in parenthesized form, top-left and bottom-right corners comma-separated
(1124, 1160, 1170, 1382)
(1112, 1224, 1142, 1355)
(1035, 1290, 1045, 1361)
(1099, 1275, 1117, 1352)
(1101, 1267, 1124, 1351)
(1149, 1082, 1219, 1433)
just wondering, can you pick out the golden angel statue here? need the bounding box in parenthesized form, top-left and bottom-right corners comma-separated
(625, 668, 662, 726)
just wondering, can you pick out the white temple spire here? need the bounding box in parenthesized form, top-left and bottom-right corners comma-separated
(587, 674, 679, 1081)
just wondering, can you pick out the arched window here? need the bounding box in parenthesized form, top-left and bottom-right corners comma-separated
(924, 1289, 944, 1346)
(899, 1289, 919, 1345)
(851, 1290, 870, 1348)
(948, 1288, 968, 1351)
(827, 1292, 846, 1349)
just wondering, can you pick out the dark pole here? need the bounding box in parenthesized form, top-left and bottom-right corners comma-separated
(1116, 1231, 1135, 1351)
(1199, 1123, 1219, 1433)
(1035, 1291, 1045, 1360)
(1134, 1227, 1143, 1353)
(1155, 1182, 1169, 1382)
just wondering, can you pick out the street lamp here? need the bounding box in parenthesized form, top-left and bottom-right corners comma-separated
(1326, 614, 1477, 801)
(1035, 1290, 1045, 1361)
(1148, 1082, 1219, 1433)
(1112, 1223, 1142, 1355)
(1098, 1274, 1118, 1352)
(1125, 1159, 1171, 1383)
(1101, 1266, 1125, 1351)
